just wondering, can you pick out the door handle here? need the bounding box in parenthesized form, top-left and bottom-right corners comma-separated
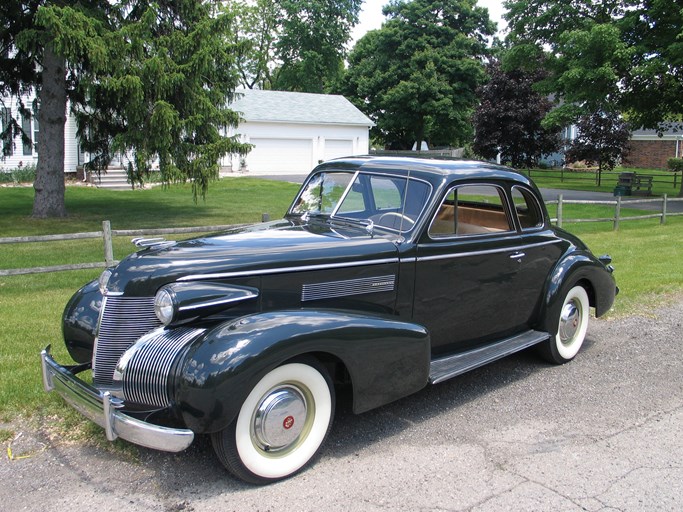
(510, 252, 526, 259)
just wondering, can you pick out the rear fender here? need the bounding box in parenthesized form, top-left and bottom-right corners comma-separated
(176, 309, 430, 434)
(540, 251, 617, 335)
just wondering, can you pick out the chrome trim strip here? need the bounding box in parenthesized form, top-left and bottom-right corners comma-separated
(417, 239, 561, 262)
(178, 292, 259, 312)
(177, 258, 400, 282)
(302, 274, 396, 302)
(41, 346, 194, 452)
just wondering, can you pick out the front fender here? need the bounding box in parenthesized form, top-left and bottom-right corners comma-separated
(540, 251, 617, 335)
(62, 279, 102, 363)
(175, 309, 430, 434)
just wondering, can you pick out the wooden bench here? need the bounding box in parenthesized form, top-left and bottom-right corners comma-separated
(618, 172, 653, 196)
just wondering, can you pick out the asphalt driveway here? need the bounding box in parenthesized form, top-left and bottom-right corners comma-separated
(3, 296, 682, 511)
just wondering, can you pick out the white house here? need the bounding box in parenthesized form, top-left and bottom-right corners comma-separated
(222, 89, 374, 175)
(0, 95, 80, 172)
(1, 89, 373, 177)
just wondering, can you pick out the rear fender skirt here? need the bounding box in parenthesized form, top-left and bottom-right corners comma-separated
(175, 309, 430, 434)
(540, 251, 617, 335)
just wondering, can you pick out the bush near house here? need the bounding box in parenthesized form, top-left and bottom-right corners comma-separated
(668, 158, 683, 173)
(0, 164, 37, 184)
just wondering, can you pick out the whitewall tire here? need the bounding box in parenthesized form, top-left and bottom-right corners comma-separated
(540, 285, 590, 364)
(212, 360, 334, 484)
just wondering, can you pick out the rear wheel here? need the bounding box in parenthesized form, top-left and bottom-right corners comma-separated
(540, 285, 590, 364)
(212, 360, 334, 484)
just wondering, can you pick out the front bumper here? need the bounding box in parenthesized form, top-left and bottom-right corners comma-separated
(41, 345, 194, 452)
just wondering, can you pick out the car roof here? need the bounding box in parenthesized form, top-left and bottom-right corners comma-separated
(315, 155, 534, 188)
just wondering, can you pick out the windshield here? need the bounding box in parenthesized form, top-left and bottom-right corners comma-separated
(290, 171, 431, 233)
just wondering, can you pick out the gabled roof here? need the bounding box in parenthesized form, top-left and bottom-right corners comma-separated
(631, 123, 683, 139)
(231, 89, 374, 127)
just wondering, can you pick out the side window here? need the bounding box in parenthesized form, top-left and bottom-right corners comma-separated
(429, 184, 513, 237)
(511, 186, 543, 230)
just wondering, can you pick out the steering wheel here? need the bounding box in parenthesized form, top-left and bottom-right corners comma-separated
(377, 212, 415, 229)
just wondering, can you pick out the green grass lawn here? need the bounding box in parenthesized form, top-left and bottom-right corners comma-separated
(523, 167, 682, 197)
(1, 177, 681, 427)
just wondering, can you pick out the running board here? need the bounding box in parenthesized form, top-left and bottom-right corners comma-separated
(429, 330, 549, 384)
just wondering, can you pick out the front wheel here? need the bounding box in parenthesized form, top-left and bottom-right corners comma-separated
(539, 285, 590, 364)
(212, 361, 334, 484)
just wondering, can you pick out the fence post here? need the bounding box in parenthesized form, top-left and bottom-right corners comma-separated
(661, 194, 668, 225)
(613, 196, 621, 231)
(557, 194, 563, 228)
(102, 220, 114, 267)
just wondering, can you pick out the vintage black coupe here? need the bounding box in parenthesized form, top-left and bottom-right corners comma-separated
(42, 156, 617, 484)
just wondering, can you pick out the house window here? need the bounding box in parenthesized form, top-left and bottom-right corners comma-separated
(1, 107, 13, 157)
(32, 107, 39, 153)
(22, 113, 32, 156)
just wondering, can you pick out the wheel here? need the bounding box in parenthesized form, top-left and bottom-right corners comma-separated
(377, 212, 415, 229)
(539, 285, 590, 364)
(212, 360, 334, 484)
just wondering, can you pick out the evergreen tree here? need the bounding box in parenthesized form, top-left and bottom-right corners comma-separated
(1, 1, 249, 218)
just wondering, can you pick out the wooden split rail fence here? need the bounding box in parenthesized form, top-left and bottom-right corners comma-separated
(548, 194, 683, 230)
(0, 214, 270, 277)
(1, 196, 682, 277)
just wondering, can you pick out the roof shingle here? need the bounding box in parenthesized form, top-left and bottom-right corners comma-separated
(231, 89, 374, 127)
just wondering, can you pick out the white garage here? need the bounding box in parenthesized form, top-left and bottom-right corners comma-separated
(247, 138, 314, 173)
(222, 89, 374, 175)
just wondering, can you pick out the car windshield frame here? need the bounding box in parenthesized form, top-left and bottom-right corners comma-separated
(288, 169, 433, 235)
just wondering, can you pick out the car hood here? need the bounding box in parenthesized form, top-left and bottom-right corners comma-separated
(105, 218, 400, 296)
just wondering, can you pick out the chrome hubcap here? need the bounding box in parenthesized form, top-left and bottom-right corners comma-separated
(252, 385, 307, 452)
(559, 300, 581, 345)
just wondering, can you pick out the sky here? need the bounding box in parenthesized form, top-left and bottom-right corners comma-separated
(351, 0, 508, 44)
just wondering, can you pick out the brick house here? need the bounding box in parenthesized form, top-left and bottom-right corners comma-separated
(624, 124, 683, 169)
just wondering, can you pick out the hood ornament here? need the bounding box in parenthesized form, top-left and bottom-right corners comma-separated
(131, 237, 176, 249)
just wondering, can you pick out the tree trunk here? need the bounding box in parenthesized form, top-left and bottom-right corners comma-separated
(32, 42, 67, 218)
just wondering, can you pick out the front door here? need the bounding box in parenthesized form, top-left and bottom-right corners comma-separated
(413, 183, 527, 355)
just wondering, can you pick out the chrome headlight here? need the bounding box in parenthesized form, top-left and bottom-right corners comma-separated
(154, 287, 176, 325)
(98, 269, 112, 294)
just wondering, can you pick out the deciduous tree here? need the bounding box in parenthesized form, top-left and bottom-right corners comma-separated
(232, 0, 361, 93)
(342, 0, 494, 149)
(473, 60, 561, 168)
(503, 0, 683, 130)
(273, 0, 362, 93)
(565, 111, 630, 184)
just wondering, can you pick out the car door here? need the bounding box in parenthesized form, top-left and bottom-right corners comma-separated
(508, 185, 565, 328)
(412, 183, 526, 356)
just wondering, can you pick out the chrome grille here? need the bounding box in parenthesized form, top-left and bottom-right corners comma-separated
(93, 296, 161, 387)
(122, 327, 205, 408)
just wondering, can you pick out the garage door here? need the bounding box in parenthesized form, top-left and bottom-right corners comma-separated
(247, 138, 313, 174)
(323, 139, 354, 162)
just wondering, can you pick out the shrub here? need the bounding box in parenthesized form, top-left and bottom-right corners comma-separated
(0, 164, 36, 184)
(668, 158, 683, 173)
